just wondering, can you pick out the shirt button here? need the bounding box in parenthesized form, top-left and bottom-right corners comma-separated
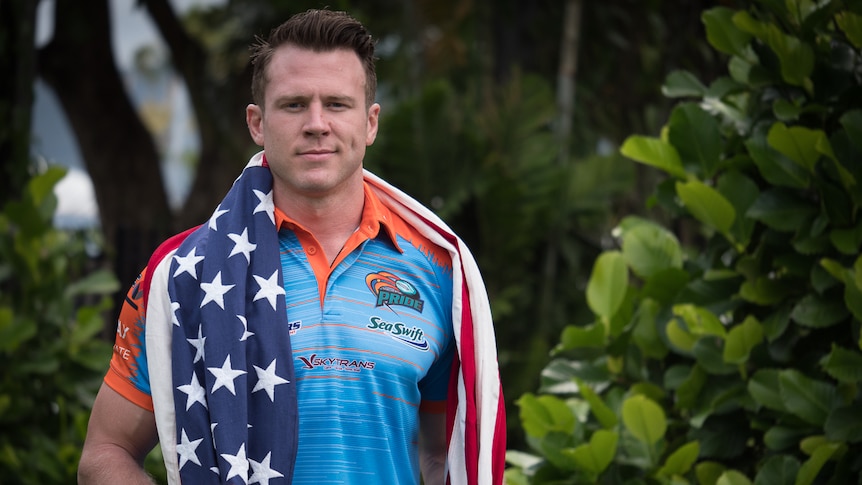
(307, 246, 317, 255)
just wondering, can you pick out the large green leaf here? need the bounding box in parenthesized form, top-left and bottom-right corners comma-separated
(765, 28, 814, 89)
(620, 222, 683, 279)
(825, 404, 862, 443)
(620, 136, 687, 179)
(790, 292, 848, 328)
(717, 171, 759, 249)
(778, 370, 838, 426)
(0, 311, 37, 353)
(703, 7, 753, 58)
(819, 344, 862, 383)
(633, 299, 668, 359)
(733, 9, 814, 87)
(677, 364, 707, 411)
(746, 135, 810, 189)
(694, 338, 739, 376)
(697, 461, 728, 485)
(767, 123, 826, 173)
(746, 189, 817, 232)
(622, 394, 667, 445)
(64, 269, 120, 298)
(795, 442, 841, 485)
(673, 304, 727, 338)
(559, 322, 606, 350)
(836, 11, 862, 49)
(739, 276, 795, 305)
(586, 251, 628, 320)
(753, 455, 799, 485)
(748, 369, 787, 412)
(517, 393, 576, 438)
(663, 70, 708, 98)
(723, 316, 764, 364)
(657, 440, 700, 478)
(566, 429, 618, 475)
(27, 165, 67, 207)
(669, 103, 723, 177)
(666, 319, 698, 354)
(576, 379, 618, 429)
(763, 427, 807, 451)
(676, 179, 736, 235)
(717, 469, 753, 485)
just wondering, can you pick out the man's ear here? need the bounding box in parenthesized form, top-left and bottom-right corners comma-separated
(366, 102, 380, 146)
(246, 104, 265, 147)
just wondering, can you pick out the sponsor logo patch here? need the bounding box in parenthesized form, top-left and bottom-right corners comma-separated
(367, 316, 429, 351)
(365, 272, 424, 313)
(297, 354, 375, 372)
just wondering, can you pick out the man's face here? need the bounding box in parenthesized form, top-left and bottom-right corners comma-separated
(246, 45, 380, 202)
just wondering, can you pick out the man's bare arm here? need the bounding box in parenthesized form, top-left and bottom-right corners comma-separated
(78, 383, 160, 484)
(419, 410, 448, 485)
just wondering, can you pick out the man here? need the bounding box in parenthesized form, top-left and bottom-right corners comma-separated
(77, 9, 505, 485)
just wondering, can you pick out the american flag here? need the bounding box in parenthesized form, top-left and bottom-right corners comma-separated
(144, 153, 508, 485)
(167, 163, 297, 484)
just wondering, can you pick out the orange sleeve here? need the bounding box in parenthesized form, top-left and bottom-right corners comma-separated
(103, 268, 155, 412)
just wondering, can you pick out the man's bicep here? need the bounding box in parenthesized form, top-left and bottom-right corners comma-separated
(419, 408, 448, 485)
(84, 382, 159, 462)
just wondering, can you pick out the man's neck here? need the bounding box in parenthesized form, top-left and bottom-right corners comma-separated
(274, 184, 365, 265)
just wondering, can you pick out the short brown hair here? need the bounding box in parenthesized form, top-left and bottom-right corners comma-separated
(250, 9, 378, 108)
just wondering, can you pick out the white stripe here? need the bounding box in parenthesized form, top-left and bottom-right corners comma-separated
(146, 247, 182, 484)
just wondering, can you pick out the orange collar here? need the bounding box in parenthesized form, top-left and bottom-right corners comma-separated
(273, 182, 403, 253)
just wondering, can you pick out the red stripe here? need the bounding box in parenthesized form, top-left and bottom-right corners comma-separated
(459, 275, 479, 485)
(141, 226, 199, 309)
(492, 380, 507, 483)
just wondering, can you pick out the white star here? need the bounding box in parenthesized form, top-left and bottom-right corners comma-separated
(208, 205, 229, 231)
(177, 429, 203, 470)
(176, 373, 208, 410)
(237, 315, 254, 341)
(210, 422, 218, 449)
(253, 270, 285, 311)
(173, 247, 205, 279)
(187, 325, 206, 363)
(252, 359, 290, 402)
(249, 452, 284, 485)
(200, 271, 235, 309)
(221, 443, 249, 483)
(171, 301, 181, 326)
(228, 228, 257, 264)
(208, 355, 247, 395)
(252, 189, 275, 225)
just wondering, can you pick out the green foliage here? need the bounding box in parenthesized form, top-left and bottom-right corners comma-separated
(0, 167, 118, 484)
(508, 1, 862, 483)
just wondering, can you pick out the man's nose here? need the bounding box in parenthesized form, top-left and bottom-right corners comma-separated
(304, 103, 329, 135)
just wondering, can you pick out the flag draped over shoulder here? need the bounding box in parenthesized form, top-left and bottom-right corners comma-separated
(143, 152, 506, 485)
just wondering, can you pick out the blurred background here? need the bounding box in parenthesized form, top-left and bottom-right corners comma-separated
(16, 0, 859, 483)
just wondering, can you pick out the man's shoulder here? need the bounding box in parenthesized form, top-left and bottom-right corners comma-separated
(141, 225, 201, 307)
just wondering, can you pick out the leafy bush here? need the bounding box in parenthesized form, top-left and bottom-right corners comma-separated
(0, 166, 118, 483)
(507, 1, 862, 484)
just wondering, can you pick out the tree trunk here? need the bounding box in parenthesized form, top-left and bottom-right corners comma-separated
(538, 0, 583, 326)
(0, 0, 39, 205)
(142, 0, 255, 231)
(38, 0, 173, 297)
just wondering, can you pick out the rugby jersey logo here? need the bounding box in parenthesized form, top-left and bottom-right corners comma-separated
(365, 271, 425, 313)
(367, 316, 430, 351)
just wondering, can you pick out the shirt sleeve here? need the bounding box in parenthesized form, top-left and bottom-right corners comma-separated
(103, 268, 155, 412)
